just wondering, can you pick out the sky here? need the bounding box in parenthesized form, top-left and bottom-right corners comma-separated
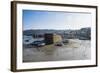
(23, 10, 92, 30)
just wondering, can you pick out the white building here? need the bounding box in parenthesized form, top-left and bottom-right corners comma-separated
(23, 35, 44, 45)
(23, 35, 34, 45)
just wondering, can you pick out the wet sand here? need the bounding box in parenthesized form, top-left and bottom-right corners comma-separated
(23, 39, 91, 62)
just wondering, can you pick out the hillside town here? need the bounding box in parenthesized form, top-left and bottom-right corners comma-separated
(23, 27, 91, 46)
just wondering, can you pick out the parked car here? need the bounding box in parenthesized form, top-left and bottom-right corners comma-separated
(30, 40, 45, 47)
(55, 42, 64, 46)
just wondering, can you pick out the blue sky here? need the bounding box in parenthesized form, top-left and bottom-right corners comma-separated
(23, 10, 92, 30)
